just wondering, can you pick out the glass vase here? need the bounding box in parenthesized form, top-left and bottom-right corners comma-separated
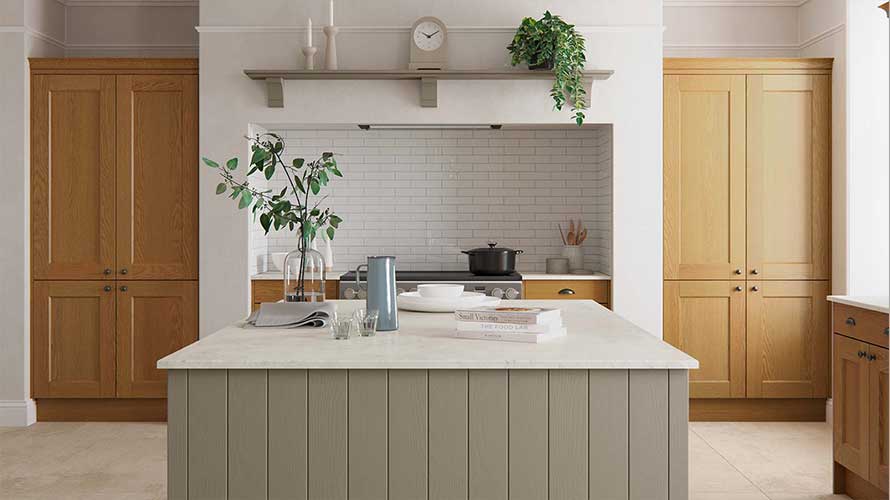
(283, 239, 327, 303)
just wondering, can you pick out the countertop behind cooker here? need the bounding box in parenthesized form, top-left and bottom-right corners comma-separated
(251, 271, 612, 281)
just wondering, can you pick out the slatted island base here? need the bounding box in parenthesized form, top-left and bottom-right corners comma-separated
(159, 300, 698, 500)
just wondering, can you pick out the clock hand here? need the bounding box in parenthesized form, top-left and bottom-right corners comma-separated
(421, 31, 433, 38)
(429, 30, 440, 37)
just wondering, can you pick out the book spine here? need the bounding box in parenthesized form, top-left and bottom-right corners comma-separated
(454, 311, 537, 324)
(454, 331, 545, 343)
(456, 321, 552, 333)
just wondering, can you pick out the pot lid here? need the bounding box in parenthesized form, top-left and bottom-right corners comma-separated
(464, 242, 521, 254)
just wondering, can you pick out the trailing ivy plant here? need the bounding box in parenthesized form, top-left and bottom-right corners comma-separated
(507, 11, 588, 125)
(202, 133, 343, 297)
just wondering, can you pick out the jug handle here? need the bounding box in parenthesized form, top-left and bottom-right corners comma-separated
(355, 264, 368, 290)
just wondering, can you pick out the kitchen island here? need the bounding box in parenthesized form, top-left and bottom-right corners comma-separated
(159, 300, 697, 500)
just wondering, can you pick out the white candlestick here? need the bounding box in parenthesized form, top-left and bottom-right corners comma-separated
(307, 18, 312, 46)
(328, 0, 334, 26)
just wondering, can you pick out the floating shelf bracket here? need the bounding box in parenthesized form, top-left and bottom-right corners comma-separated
(244, 69, 614, 109)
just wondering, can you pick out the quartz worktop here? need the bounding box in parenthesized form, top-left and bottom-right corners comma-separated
(827, 295, 890, 314)
(251, 271, 612, 281)
(158, 300, 697, 370)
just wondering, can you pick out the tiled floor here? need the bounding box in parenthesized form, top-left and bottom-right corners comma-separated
(0, 421, 849, 500)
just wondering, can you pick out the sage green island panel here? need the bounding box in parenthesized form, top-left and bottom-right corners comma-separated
(508, 370, 549, 500)
(630, 370, 670, 500)
(469, 369, 509, 500)
(227, 370, 268, 499)
(428, 370, 469, 500)
(550, 369, 590, 500)
(187, 370, 227, 500)
(308, 370, 348, 500)
(166, 370, 188, 500)
(268, 369, 308, 500)
(588, 370, 630, 500)
(348, 370, 388, 500)
(388, 370, 428, 500)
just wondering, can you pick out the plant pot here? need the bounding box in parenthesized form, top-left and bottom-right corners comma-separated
(528, 60, 554, 71)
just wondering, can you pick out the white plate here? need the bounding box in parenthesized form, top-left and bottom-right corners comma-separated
(397, 291, 501, 313)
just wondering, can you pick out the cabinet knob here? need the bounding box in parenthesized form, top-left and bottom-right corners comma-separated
(734, 269, 742, 275)
(120, 286, 128, 292)
(884, 327, 889, 336)
(751, 286, 759, 292)
(751, 269, 759, 275)
(103, 268, 112, 275)
(846, 317, 856, 326)
(868, 354, 877, 361)
(558, 288, 576, 295)
(120, 268, 128, 275)
(735, 286, 743, 292)
(858, 350, 867, 358)
(103, 285, 112, 292)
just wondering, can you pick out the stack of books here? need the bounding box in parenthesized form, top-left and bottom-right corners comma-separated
(453, 306, 566, 343)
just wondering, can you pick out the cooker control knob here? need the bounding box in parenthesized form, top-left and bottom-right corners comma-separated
(491, 288, 505, 299)
(505, 288, 520, 300)
(344, 288, 357, 299)
(358, 289, 367, 300)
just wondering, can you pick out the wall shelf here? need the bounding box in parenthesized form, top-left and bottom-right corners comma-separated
(243, 69, 614, 108)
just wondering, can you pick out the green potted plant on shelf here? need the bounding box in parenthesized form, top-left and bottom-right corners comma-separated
(203, 134, 343, 302)
(507, 11, 588, 125)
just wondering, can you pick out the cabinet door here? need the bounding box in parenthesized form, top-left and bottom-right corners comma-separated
(664, 75, 746, 280)
(31, 75, 116, 280)
(116, 281, 198, 397)
(747, 281, 830, 398)
(834, 334, 870, 478)
(664, 281, 746, 398)
(32, 281, 116, 398)
(116, 75, 198, 280)
(869, 345, 889, 492)
(747, 74, 830, 280)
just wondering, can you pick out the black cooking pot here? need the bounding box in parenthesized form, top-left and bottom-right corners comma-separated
(462, 243, 523, 275)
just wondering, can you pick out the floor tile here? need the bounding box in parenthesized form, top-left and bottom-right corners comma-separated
(689, 429, 763, 495)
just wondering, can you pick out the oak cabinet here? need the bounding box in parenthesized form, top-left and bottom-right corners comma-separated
(116, 75, 198, 280)
(31, 75, 117, 280)
(116, 282, 198, 398)
(663, 74, 746, 280)
(523, 280, 610, 307)
(746, 281, 830, 398)
(663, 281, 746, 398)
(868, 345, 889, 490)
(31, 281, 116, 398)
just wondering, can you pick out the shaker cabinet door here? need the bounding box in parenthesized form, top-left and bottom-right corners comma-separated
(746, 280, 829, 398)
(868, 345, 890, 492)
(664, 281, 746, 398)
(116, 281, 198, 397)
(664, 75, 747, 280)
(31, 281, 116, 398)
(833, 334, 870, 479)
(31, 75, 117, 280)
(116, 75, 198, 280)
(746, 74, 830, 280)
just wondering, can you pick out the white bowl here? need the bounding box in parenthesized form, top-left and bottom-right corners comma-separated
(269, 252, 289, 272)
(417, 283, 465, 299)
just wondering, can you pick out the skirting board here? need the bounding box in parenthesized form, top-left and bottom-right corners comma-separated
(690, 398, 826, 422)
(0, 399, 37, 427)
(37, 399, 167, 422)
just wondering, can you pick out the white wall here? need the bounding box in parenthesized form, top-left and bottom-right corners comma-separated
(65, 4, 197, 57)
(664, 4, 799, 57)
(846, 0, 889, 296)
(199, 0, 665, 337)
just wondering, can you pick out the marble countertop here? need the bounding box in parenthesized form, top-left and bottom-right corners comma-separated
(252, 272, 612, 281)
(158, 300, 697, 370)
(827, 295, 889, 314)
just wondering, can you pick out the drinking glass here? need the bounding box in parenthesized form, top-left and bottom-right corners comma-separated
(330, 315, 353, 340)
(353, 309, 379, 337)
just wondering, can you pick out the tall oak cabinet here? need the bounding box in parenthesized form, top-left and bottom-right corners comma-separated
(663, 59, 832, 420)
(30, 59, 198, 421)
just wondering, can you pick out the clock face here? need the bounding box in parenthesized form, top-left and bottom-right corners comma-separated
(413, 21, 445, 51)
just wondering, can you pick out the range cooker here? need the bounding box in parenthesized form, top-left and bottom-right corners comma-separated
(338, 271, 522, 300)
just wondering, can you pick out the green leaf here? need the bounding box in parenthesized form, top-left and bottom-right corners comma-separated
(326, 226, 335, 241)
(318, 170, 329, 185)
(215, 183, 227, 195)
(331, 167, 343, 177)
(238, 191, 253, 209)
(202, 157, 219, 168)
(293, 158, 305, 168)
(260, 213, 271, 233)
(264, 164, 275, 180)
(310, 181, 320, 195)
(294, 177, 306, 194)
(250, 148, 268, 166)
(329, 215, 343, 228)
(226, 158, 238, 171)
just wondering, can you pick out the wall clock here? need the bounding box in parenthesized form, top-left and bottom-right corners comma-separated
(409, 17, 448, 70)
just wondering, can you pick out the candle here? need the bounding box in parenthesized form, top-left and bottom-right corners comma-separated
(307, 18, 312, 46)
(328, 0, 334, 26)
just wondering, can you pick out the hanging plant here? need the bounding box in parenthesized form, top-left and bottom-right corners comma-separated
(507, 11, 588, 125)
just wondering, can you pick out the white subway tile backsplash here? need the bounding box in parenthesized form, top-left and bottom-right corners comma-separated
(249, 127, 612, 274)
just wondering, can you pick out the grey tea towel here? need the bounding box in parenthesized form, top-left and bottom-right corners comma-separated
(246, 302, 336, 328)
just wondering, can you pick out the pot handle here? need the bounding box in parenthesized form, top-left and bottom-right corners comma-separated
(461, 250, 471, 255)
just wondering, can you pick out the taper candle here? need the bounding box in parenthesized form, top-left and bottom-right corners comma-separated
(307, 18, 312, 46)
(328, 0, 334, 26)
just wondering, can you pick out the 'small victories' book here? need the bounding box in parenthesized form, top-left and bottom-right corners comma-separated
(454, 306, 561, 325)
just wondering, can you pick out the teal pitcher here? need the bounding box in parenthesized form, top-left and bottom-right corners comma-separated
(356, 256, 398, 331)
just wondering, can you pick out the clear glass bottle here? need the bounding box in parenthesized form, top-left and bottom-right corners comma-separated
(283, 238, 327, 302)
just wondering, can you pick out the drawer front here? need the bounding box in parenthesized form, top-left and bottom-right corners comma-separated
(523, 280, 610, 303)
(251, 280, 341, 311)
(833, 304, 889, 348)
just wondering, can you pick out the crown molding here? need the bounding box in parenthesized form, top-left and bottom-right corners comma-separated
(57, 0, 197, 6)
(664, 0, 807, 6)
(196, 24, 664, 34)
(798, 23, 844, 50)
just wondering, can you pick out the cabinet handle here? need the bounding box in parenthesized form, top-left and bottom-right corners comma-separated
(120, 268, 128, 275)
(558, 288, 576, 295)
(751, 269, 759, 275)
(846, 317, 856, 326)
(858, 350, 867, 358)
(734, 269, 742, 275)
(103, 285, 112, 292)
(868, 354, 877, 361)
(751, 286, 759, 292)
(120, 286, 128, 292)
(735, 286, 743, 292)
(884, 327, 888, 336)
(103, 268, 112, 275)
